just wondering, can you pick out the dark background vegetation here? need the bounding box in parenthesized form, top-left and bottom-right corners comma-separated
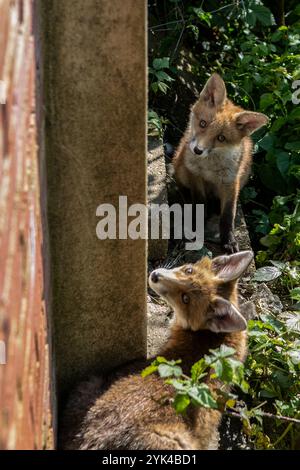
(148, 0, 300, 449)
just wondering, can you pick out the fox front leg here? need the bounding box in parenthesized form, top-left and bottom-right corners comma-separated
(219, 187, 239, 254)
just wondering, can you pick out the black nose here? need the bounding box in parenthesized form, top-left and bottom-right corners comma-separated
(151, 271, 159, 283)
(194, 146, 203, 155)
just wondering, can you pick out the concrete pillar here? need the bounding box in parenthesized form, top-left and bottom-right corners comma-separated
(35, 0, 147, 396)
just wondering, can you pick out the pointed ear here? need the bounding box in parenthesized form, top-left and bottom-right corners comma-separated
(199, 73, 226, 107)
(235, 111, 268, 135)
(206, 297, 247, 333)
(212, 251, 253, 282)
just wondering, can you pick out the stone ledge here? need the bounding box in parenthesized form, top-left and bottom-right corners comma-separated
(148, 137, 168, 261)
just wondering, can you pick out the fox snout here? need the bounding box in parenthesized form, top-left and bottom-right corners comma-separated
(189, 137, 210, 157)
(149, 268, 178, 295)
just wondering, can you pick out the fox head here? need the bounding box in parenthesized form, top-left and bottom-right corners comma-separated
(149, 251, 253, 333)
(188, 73, 268, 157)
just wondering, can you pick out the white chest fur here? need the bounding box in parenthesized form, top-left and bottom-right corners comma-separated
(184, 145, 242, 185)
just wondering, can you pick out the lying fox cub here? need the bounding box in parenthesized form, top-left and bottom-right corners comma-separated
(173, 73, 268, 253)
(61, 251, 253, 450)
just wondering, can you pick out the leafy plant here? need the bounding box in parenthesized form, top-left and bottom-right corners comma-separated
(148, 0, 300, 449)
(148, 109, 167, 138)
(149, 57, 174, 94)
(142, 345, 248, 414)
(244, 310, 300, 449)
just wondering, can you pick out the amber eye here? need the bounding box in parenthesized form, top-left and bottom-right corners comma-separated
(182, 293, 190, 304)
(217, 134, 226, 142)
(199, 120, 207, 128)
(185, 266, 193, 275)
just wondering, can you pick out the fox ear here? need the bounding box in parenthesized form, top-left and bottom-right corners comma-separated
(235, 111, 268, 135)
(206, 297, 247, 333)
(212, 251, 253, 282)
(199, 73, 226, 107)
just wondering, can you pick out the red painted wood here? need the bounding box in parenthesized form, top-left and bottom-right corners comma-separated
(0, 0, 53, 450)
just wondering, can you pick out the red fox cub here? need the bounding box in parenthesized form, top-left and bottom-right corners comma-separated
(61, 251, 253, 450)
(173, 73, 268, 253)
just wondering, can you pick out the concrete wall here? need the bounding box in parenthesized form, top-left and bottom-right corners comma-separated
(0, 0, 53, 449)
(35, 0, 147, 396)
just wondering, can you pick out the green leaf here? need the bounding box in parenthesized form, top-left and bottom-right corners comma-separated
(154, 70, 174, 82)
(252, 266, 282, 282)
(288, 349, 300, 365)
(258, 163, 286, 193)
(251, 4, 275, 26)
(285, 142, 300, 151)
(290, 287, 300, 301)
(141, 364, 158, 378)
(155, 356, 169, 364)
(158, 363, 182, 378)
(173, 394, 190, 413)
(282, 312, 300, 332)
(191, 358, 208, 382)
(259, 93, 273, 110)
(271, 117, 286, 132)
(258, 134, 275, 151)
(288, 108, 300, 120)
(167, 379, 188, 393)
(152, 57, 170, 70)
(211, 344, 236, 359)
(157, 81, 169, 94)
(270, 260, 286, 270)
(188, 384, 218, 409)
(276, 151, 290, 179)
(259, 388, 278, 399)
(151, 82, 159, 93)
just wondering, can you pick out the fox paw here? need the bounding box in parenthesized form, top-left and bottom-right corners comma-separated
(221, 233, 239, 254)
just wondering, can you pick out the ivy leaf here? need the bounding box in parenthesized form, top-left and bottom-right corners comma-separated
(276, 151, 290, 179)
(271, 117, 286, 132)
(252, 266, 282, 282)
(259, 93, 273, 111)
(282, 312, 300, 332)
(270, 260, 286, 270)
(251, 4, 275, 26)
(285, 142, 300, 151)
(258, 133, 275, 151)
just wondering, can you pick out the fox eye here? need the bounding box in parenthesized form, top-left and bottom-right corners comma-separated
(185, 266, 193, 275)
(217, 134, 226, 142)
(199, 120, 207, 128)
(182, 293, 190, 304)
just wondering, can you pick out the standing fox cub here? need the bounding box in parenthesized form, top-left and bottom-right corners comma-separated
(61, 251, 253, 450)
(173, 73, 268, 253)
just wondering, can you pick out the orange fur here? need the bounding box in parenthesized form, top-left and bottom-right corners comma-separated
(60, 251, 253, 450)
(173, 74, 268, 253)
